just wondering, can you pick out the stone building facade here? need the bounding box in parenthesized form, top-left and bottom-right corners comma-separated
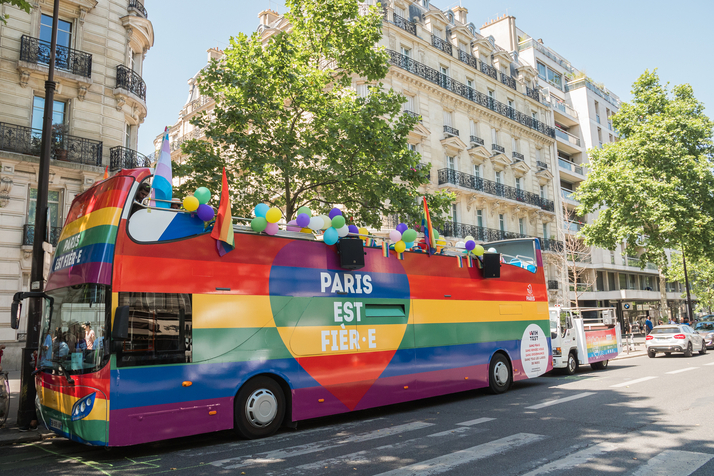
(0, 0, 154, 368)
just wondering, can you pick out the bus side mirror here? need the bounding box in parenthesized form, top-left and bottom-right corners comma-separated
(113, 306, 130, 341)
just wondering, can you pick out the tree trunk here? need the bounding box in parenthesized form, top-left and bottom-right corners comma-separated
(658, 268, 669, 324)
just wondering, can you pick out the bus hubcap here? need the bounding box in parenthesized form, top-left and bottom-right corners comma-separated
(493, 361, 508, 386)
(245, 389, 278, 427)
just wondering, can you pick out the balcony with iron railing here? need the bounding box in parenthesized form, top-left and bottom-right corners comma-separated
(536, 161, 548, 170)
(548, 280, 559, 290)
(512, 151, 524, 161)
(491, 143, 505, 154)
(526, 87, 540, 102)
(116, 65, 146, 102)
(20, 35, 92, 78)
(431, 35, 452, 55)
(23, 224, 62, 246)
(392, 12, 416, 35)
(404, 110, 421, 121)
(110, 146, 151, 171)
(437, 168, 554, 211)
(470, 135, 484, 146)
(443, 125, 459, 137)
(480, 61, 498, 80)
(542, 239, 564, 253)
(500, 72, 517, 90)
(558, 158, 585, 176)
(441, 221, 529, 241)
(180, 95, 213, 117)
(458, 50, 479, 70)
(555, 128, 581, 147)
(386, 50, 556, 139)
(0, 121, 102, 166)
(128, 0, 148, 17)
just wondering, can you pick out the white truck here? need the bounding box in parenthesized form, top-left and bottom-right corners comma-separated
(550, 306, 622, 374)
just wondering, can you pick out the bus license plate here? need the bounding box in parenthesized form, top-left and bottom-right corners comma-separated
(49, 418, 63, 431)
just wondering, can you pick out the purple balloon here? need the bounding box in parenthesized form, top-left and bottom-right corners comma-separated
(465, 240, 476, 251)
(348, 225, 359, 234)
(296, 213, 310, 228)
(396, 223, 408, 233)
(328, 207, 343, 219)
(286, 219, 301, 232)
(197, 204, 214, 222)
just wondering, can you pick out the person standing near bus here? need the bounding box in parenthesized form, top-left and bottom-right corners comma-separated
(84, 322, 96, 350)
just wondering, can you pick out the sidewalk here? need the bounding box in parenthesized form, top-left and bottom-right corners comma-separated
(614, 334, 648, 360)
(0, 371, 54, 446)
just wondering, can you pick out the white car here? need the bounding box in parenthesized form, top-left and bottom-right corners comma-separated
(646, 325, 707, 358)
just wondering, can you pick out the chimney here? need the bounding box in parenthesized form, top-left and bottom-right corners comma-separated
(258, 9, 279, 26)
(451, 6, 468, 24)
(207, 47, 223, 62)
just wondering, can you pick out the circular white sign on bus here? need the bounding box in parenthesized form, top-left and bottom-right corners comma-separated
(520, 323, 549, 378)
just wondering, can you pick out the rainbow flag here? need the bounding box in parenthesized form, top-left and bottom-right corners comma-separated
(150, 127, 172, 208)
(210, 167, 235, 257)
(422, 196, 436, 256)
(467, 255, 474, 268)
(382, 242, 389, 258)
(397, 251, 404, 260)
(456, 255, 463, 268)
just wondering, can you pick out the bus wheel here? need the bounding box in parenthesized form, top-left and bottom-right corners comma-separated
(488, 353, 512, 394)
(235, 376, 285, 439)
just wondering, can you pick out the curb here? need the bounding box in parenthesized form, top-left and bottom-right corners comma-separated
(614, 351, 648, 360)
(0, 428, 55, 447)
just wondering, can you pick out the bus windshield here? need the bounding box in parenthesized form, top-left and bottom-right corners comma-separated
(39, 284, 109, 375)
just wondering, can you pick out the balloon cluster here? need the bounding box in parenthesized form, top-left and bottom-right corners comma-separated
(183, 186, 215, 222)
(251, 203, 283, 235)
(389, 222, 418, 253)
(455, 235, 485, 256)
(321, 208, 350, 245)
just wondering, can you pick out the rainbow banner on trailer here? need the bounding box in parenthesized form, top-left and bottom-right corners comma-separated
(585, 328, 619, 363)
(210, 167, 235, 257)
(150, 128, 172, 209)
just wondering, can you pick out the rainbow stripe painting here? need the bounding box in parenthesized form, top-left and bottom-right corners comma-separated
(586, 328, 619, 363)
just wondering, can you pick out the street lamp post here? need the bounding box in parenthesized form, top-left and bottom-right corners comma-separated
(17, 0, 61, 428)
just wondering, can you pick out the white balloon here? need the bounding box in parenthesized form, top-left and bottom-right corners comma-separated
(389, 230, 402, 242)
(488, 247, 497, 253)
(455, 241, 466, 249)
(319, 215, 331, 230)
(337, 225, 349, 237)
(464, 235, 475, 242)
(309, 216, 324, 231)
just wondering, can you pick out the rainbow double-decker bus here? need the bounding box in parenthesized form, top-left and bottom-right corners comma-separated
(12, 169, 552, 446)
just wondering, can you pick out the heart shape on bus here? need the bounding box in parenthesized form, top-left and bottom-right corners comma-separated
(269, 240, 411, 410)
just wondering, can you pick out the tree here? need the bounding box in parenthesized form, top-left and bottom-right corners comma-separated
(177, 0, 453, 227)
(555, 204, 595, 310)
(575, 70, 714, 319)
(667, 253, 714, 314)
(1, 0, 31, 24)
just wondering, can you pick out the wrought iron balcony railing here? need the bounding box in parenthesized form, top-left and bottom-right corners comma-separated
(110, 146, 151, 171)
(392, 12, 416, 35)
(492, 144, 505, 154)
(0, 121, 102, 166)
(458, 50, 478, 70)
(443, 125, 459, 136)
(128, 0, 148, 17)
(437, 168, 553, 211)
(500, 72, 517, 90)
(526, 87, 540, 102)
(547, 279, 559, 289)
(537, 161, 548, 169)
(440, 221, 529, 241)
(20, 35, 92, 78)
(542, 239, 564, 253)
(116, 65, 146, 102)
(404, 110, 421, 121)
(386, 51, 555, 138)
(23, 224, 62, 246)
(512, 151, 524, 161)
(432, 35, 452, 55)
(470, 135, 484, 146)
(480, 61, 497, 80)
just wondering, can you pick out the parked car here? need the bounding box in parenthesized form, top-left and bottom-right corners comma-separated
(693, 321, 714, 349)
(697, 314, 714, 323)
(646, 325, 706, 358)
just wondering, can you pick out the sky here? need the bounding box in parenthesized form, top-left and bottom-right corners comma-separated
(139, 0, 714, 155)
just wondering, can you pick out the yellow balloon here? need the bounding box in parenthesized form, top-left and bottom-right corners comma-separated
(436, 238, 446, 247)
(183, 196, 199, 212)
(358, 227, 369, 241)
(473, 244, 485, 256)
(300, 227, 312, 234)
(394, 240, 406, 253)
(266, 207, 282, 224)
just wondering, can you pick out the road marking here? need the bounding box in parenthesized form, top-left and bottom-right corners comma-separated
(610, 377, 658, 388)
(525, 392, 596, 410)
(456, 417, 495, 426)
(631, 449, 713, 476)
(210, 421, 434, 469)
(704, 361, 714, 366)
(666, 367, 698, 375)
(427, 427, 473, 437)
(372, 433, 545, 475)
(520, 442, 618, 475)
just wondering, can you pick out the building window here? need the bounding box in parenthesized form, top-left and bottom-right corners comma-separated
(32, 96, 66, 132)
(535, 148, 541, 161)
(466, 78, 474, 89)
(608, 272, 616, 290)
(499, 214, 505, 232)
(403, 94, 417, 113)
(443, 110, 452, 127)
(401, 46, 411, 58)
(28, 188, 61, 231)
(512, 137, 519, 153)
(439, 65, 448, 76)
(473, 164, 480, 178)
(395, 6, 406, 18)
(536, 62, 546, 80)
(491, 127, 498, 145)
(488, 89, 495, 99)
(476, 210, 483, 228)
(495, 171, 502, 184)
(532, 111, 538, 122)
(609, 133, 613, 143)
(447, 155, 456, 170)
(540, 185, 546, 199)
(537, 62, 562, 89)
(508, 99, 514, 109)
(452, 203, 458, 223)
(356, 83, 369, 97)
(125, 124, 132, 149)
(40, 14, 72, 48)
(407, 143, 417, 152)
(434, 28, 443, 40)
(519, 217, 525, 235)
(515, 177, 522, 190)
(597, 127, 603, 144)
(542, 223, 548, 238)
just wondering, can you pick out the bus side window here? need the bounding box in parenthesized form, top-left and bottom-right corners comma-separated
(116, 292, 193, 368)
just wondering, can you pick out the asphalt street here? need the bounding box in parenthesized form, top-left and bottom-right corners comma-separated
(1, 351, 713, 476)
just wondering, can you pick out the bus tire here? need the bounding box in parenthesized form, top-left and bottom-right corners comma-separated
(234, 376, 285, 440)
(487, 353, 512, 394)
(565, 352, 578, 375)
(590, 360, 608, 371)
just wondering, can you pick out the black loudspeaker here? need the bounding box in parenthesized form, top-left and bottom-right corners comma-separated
(482, 253, 501, 278)
(338, 237, 365, 270)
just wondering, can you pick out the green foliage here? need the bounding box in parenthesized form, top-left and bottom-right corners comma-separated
(176, 0, 453, 227)
(576, 70, 714, 270)
(667, 253, 714, 312)
(1, 0, 31, 24)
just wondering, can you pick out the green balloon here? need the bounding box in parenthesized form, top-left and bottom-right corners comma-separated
(296, 206, 312, 217)
(194, 187, 211, 205)
(251, 217, 267, 232)
(402, 229, 417, 242)
(432, 229, 440, 240)
(331, 215, 346, 229)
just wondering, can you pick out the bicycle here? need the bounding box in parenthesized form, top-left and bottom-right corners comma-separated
(0, 371, 9, 427)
